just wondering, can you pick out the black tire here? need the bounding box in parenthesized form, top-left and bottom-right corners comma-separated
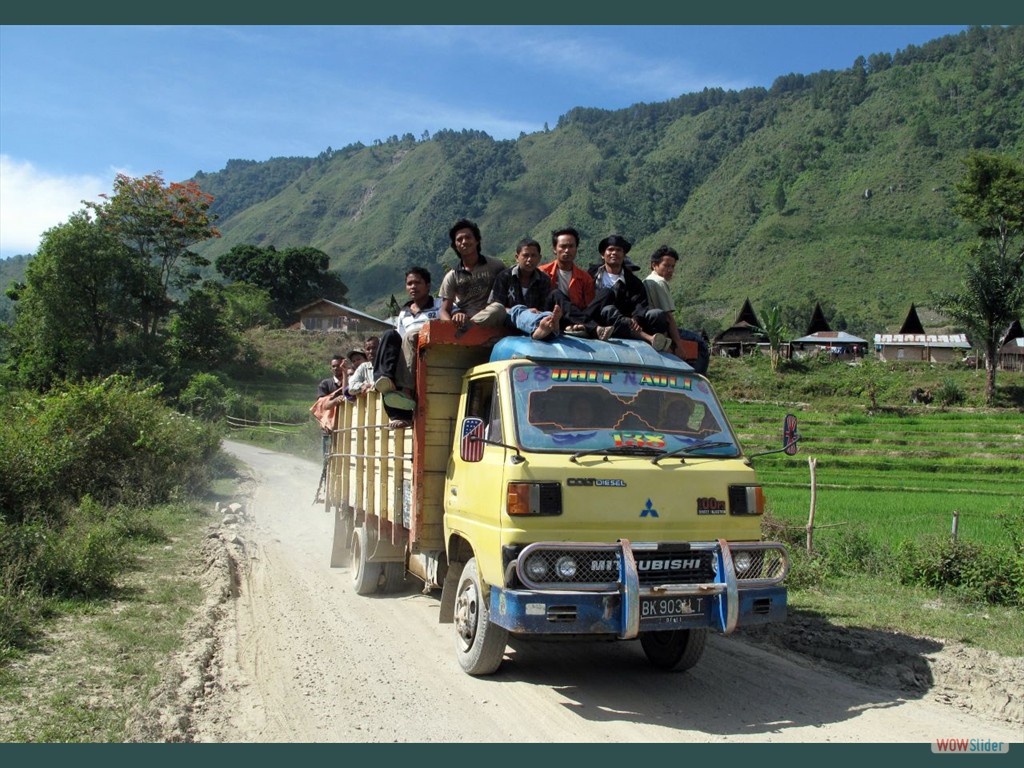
(351, 525, 382, 596)
(640, 628, 707, 672)
(453, 557, 508, 675)
(382, 560, 406, 593)
(330, 510, 353, 568)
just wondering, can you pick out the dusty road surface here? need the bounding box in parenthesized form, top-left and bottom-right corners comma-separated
(136, 440, 1023, 743)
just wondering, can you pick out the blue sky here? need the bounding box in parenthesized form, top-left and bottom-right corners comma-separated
(0, 25, 970, 259)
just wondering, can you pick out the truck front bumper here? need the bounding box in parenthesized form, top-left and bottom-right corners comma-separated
(489, 538, 788, 637)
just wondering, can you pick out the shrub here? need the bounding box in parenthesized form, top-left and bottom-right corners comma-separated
(177, 372, 237, 422)
(933, 377, 966, 406)
(895, 535, 1024, 606)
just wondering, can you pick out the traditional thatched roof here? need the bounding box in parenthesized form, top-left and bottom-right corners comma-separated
(898, 303, 926, 335)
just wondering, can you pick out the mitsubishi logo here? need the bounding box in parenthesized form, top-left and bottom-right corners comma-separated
(640, 499, 659, 518)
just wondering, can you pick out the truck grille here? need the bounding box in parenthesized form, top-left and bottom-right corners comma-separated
(634, 550, 716, 585)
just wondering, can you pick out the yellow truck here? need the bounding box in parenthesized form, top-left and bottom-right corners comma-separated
(325, 321, 790, 675)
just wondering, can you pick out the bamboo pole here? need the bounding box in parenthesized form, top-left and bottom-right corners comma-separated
(806, 457, 818, 554)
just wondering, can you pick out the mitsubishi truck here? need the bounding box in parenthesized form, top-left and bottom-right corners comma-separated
(324, 321, 792, 675)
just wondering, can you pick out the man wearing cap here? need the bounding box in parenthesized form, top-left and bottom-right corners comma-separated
(539, 226, 595, 337)
(439, 218, 507, 328)
(586, 234, 672, 350)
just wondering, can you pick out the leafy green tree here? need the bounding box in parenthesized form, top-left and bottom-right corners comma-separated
(773, 178, 787, 213)
(8, 212, 143, 386)
(220, 282, 276, 330)
(166, 285, 239, 371)
(215, 244, 348, 323)
(934, 152, 1024, 404)
(86, 173, 220, 337)
(754, 305, 790, 372)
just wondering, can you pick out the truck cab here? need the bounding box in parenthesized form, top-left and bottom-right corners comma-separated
(325, 322, 788, 676)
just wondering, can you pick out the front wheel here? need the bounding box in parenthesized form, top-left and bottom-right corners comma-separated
(640, 628, 707, 672)
(453, 557, 508, 675)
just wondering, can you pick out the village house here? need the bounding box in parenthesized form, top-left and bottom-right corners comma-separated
(791, 302, 868, 360)
(292, 299, 394, 333)
(873, 304, 971, 363)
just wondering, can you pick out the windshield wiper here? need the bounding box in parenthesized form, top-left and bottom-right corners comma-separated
(651, 440, 733, 464)
(570, 445, 664, 464)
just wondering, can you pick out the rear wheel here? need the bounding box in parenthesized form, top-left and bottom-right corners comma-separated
(640, 628, 707, 672)
(351, 525, 382, 595)
(382, 560, 406, 593)
(330, 510, 352, 568)
(453, 557, 508, 675)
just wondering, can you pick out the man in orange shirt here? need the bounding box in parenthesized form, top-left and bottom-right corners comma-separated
(538, 226, 595, 337)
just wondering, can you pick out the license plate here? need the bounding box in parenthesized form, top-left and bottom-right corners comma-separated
(640, 596, 703, 622)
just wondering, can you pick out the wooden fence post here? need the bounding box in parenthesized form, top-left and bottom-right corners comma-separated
(806, 456, 818, 554)
(951, 509, 960, 542)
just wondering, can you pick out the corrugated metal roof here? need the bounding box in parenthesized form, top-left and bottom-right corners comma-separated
(294, 298, 394, 326)
(793, 331, 867, 344)
(873, 333, 971, 348)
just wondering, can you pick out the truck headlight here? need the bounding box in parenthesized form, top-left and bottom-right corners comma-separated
(555, 556, 577, 579)
(524, 556, 548, 580)
(733, 551, 753, 574)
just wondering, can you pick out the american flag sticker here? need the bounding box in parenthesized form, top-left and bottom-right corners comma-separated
(461, 417, 485, 462)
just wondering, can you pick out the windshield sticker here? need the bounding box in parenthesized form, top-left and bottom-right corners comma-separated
(547, 368, 692, 390)
(612, 432, 666, 449)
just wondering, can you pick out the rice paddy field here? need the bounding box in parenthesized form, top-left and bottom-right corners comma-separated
(728, 402, 1024, 552)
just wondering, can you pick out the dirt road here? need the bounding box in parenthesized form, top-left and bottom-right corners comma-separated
(146, 440, 1022, 743)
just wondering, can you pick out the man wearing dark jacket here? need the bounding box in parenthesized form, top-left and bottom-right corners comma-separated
(586, 234, 672, 350)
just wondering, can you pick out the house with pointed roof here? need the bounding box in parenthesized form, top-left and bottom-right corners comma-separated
(998, 319, 1024, 372)
(791, 302, 867, 359)
(712, 298, 765, 357)
(292, 299, 394, 333)
(873, 304, 971, 363)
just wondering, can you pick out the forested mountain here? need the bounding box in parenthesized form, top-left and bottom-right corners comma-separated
(189, 25, 1024, 336)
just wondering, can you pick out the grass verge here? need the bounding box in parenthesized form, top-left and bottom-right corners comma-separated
(0, 498, 221, 742)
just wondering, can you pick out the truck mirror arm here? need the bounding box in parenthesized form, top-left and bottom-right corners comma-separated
(747, 435, 801, 460)
(468, 435, 526, 464)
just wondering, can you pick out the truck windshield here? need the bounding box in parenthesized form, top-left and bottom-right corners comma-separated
(508, 363, 740, 457)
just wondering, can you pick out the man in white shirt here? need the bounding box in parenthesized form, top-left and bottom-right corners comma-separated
(373, 266, 442, 427)
(642, 245, 710, 373)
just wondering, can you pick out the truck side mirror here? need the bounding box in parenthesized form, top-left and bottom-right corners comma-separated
(460, 417, 486, 463)
(783, 414, 799, 455)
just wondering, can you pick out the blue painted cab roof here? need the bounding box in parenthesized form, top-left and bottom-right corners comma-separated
(489, 335, 694, 372)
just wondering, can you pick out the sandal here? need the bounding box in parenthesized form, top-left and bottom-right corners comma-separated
(596, 326, 615, 341)
(388, 419, 412, 429)
(564, 325, 588, 337)
(651, 333, 672, 352)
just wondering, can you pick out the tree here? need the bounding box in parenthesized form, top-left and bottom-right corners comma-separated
(215, 244, 348, 323)
(86, 173, 220, 337)
(754, 305, 789, 372)
(166, 284, 240, 372)
(9, 211, 144, 386)
(773, 178, 787, 213)
(934, 153, 1024, 404)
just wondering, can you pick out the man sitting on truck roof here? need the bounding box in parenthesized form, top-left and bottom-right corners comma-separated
(642, 245, 711, 373)
(373, 266, 443, 428)
(485, 237, 562, 340)
(438, 218, 507, 329)
(585, 234, 673, 351)
(538, 226, 595, 338)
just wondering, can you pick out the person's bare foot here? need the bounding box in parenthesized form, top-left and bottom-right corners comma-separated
(596, 325, 614, 341)
(532, 310, 559, 340)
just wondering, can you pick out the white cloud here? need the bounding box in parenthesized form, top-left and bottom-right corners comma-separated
(0, 156, 110, 258)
